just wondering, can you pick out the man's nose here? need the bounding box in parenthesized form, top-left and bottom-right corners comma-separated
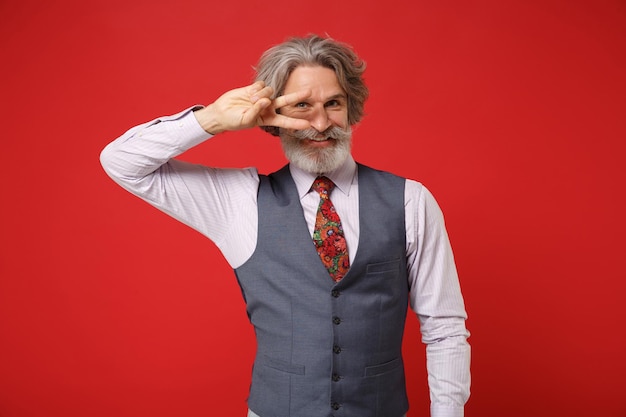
(309, 106, 332, 133)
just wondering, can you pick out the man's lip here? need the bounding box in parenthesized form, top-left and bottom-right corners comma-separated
(307, 138, 333, 146)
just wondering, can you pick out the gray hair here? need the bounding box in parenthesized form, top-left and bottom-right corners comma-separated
(255, 35, 369, 136)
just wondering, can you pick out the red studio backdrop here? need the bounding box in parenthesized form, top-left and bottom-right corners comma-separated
(1, 1, 625, 416)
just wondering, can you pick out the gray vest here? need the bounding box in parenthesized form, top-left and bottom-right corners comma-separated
(235, 164, 409, 417)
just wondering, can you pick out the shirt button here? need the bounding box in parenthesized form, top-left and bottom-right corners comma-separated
(332, 316, 342, 325)
(333, 345, 342, 354)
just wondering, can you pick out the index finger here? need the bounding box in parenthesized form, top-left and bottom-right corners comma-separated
(272, 89, 312, 110)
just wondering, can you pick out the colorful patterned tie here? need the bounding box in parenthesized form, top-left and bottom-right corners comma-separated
(311, 176, 350, 282)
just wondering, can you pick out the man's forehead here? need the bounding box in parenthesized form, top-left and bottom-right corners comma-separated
(283, 65, 346, 97)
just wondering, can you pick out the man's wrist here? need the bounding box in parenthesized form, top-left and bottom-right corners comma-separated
(193, 105, 223, 135)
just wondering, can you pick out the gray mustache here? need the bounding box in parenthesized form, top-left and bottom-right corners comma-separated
(290, 126, 352, 141)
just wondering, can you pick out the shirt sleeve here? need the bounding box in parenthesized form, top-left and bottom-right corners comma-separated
(99, 107, 260, 268)
(405, 180, 471, 417)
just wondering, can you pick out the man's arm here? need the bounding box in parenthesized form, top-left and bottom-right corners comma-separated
(99, 81, 312, 266)
(99, 106, 262, 264)
(101, 80, 312, 182)
(405, 181, 471, 417)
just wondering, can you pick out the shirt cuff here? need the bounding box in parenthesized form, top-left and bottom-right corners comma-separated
(431, 403, 464, 417)
(162, 105, 213, 152)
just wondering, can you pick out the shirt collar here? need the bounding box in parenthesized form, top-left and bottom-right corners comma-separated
(290, 155, 357, 199)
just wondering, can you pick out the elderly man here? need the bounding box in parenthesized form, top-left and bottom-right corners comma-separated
(101, 34, 470, 417)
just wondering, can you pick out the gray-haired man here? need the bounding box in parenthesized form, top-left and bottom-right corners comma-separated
(101, 35, 470, 417)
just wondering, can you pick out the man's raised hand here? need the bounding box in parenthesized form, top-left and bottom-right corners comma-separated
(194, 81, 311, 135)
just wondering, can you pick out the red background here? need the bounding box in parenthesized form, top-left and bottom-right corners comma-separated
(1, 0, 625, 416)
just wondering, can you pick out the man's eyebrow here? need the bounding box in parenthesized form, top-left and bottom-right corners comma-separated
(289, 93, 347, 105)
(326, 93, 347, 101)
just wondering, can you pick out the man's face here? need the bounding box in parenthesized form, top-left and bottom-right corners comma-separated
(278, 65, 352, 174)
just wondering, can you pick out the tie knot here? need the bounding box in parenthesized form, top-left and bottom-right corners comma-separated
(312, 176, 335, 197)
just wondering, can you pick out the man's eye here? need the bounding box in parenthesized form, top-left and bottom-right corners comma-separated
(326, 100, 340, 107)
(295, 102, 308, 108)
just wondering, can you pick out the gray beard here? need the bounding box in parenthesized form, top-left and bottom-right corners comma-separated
(279, 126, 352, 174)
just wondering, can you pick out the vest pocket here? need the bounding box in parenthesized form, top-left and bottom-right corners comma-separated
(364, 357, 402, 377)
(259, 354, 306, 375)
(365, 259, 401, 278)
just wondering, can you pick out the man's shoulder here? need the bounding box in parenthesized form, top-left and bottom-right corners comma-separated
(263, 164, 291, 178)
(355, 162, 427, 197)
(355, 162, 408, 182)
(355, 163, 408, 193)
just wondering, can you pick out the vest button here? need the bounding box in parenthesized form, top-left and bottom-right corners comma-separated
(332, 316, 341, 325)
(332, 373, 342, 382)
(331, 289, 340, 297)
(333, 345, 342, 354)
(331, 402, 341, 410)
